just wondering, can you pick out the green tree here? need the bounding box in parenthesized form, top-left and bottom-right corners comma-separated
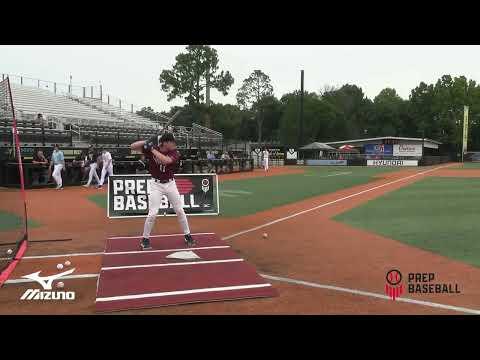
(159, 45, 234, 105)
(371, 88, 406, 136)
(208, 103, 244, 140)
(321, 84, 372, 139)
(258, 95, 283, 142)
(279, 91, 337, 146)
(237, 70, 274, 142)
(409, 75, 478, 149)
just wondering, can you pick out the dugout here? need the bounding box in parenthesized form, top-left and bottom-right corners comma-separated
(298, 142, 339, 165)
(0, 144, 253, 189)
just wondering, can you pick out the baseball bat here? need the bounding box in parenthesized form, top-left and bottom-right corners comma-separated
(159, 110, 182, 130)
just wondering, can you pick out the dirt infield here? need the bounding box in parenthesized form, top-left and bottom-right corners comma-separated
(3, 163, 480, 314)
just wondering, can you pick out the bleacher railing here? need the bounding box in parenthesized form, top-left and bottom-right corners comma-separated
(2, 73, 148, 119)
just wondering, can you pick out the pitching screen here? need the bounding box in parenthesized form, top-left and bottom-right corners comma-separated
(0, 78, 28, 284)
(107, 174, 219, 218)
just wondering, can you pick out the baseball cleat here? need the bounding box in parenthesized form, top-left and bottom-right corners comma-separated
(140, 237, 152, 250)
(184, 234, 196, 247)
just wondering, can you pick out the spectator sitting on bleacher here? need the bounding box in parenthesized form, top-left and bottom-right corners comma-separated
(49, 144, 65, 190)
(36, 113, 46, 127)
(32, 149, 49, 185)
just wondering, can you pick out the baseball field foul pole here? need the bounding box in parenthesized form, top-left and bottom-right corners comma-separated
(462, 105, 469, 163)
(298, 70, 304, 149)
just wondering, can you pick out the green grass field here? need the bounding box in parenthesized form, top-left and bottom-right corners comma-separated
(335, 177, 480, 267)
(88, 166, 398, 217)
(0, 210, 40, 232)
(452, 162, 480, 169)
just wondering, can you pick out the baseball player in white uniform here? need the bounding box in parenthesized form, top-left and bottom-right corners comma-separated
(98, 149, 113, 188)
(130, 132, 195, 250)
(262, 147, 269, 172)
(83, 146, 101, 187)
(50, 144, 65, 190)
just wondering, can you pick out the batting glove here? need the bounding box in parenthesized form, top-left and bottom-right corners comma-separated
(143, 141, 154, 152)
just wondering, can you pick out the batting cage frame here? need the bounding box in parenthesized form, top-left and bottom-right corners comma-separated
(0, 77, 29, 287)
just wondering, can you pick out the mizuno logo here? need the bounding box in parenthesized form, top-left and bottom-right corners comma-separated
(22, 268, 75, 290)
(19, 268, 76, 301)
(20, 289, 75, 300)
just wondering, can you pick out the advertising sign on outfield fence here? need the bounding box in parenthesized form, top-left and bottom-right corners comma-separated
(393, 144, 422, 157)
(107, 174, 219, 218)
(364, 144, 393, 156)
(305, 159, 347, 166)
(367, 160, 418, 167)
(286, 148, 298, 160)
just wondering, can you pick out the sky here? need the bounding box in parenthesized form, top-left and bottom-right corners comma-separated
(2, 45, 480, 112)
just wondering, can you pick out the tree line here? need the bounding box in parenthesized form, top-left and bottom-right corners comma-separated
(137, 45, 480, 152)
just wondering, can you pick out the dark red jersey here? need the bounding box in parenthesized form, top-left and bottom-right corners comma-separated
(143, 147, 180, 181)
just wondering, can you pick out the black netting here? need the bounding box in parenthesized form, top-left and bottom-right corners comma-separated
(0, 77, 28, 283)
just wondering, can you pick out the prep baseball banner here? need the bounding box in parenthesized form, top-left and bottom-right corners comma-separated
(364, 144, 393, 155)
(463, 105, 469, 154)
(107, 174, 219, 218)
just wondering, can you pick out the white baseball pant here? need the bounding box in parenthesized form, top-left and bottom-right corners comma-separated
(263, 157, 269, 171)
(142, 180, 190, 238)
(99, 163, 113, 185)
(52, 164, 63, 187)
(86, 163, 100, 186)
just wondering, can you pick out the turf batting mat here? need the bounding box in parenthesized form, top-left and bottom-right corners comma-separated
(95, 233, 277, 312)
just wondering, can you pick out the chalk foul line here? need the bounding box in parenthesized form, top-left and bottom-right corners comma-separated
(260, 273, 480, 315)
(221, 164, 451, 241)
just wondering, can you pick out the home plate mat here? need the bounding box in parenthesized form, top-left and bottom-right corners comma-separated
(95, 233, 278, 312)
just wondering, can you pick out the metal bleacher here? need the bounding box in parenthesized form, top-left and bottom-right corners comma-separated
(9, 83, 156, 128)
(1, 75, 223, 149)
(66, 95, 156, 128)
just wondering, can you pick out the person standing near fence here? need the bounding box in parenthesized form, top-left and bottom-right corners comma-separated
(262, 147, 269, 172)
(50, 144, 65, 190)
(83, 145, 101, 188)
(207, 150, 215, 172)
(32, 149, 49, 185)
(98, 149, 113, 188)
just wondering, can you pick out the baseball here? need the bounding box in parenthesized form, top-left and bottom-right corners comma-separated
(56, 263, 64, 270)
(56, 281, 64, 289)
(64, 260, 71, 266)
(262, 233, 268, 239)
(6, 249, 13, 255)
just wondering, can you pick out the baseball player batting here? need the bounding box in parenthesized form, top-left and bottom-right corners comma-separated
(130, 132, 195, 250)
